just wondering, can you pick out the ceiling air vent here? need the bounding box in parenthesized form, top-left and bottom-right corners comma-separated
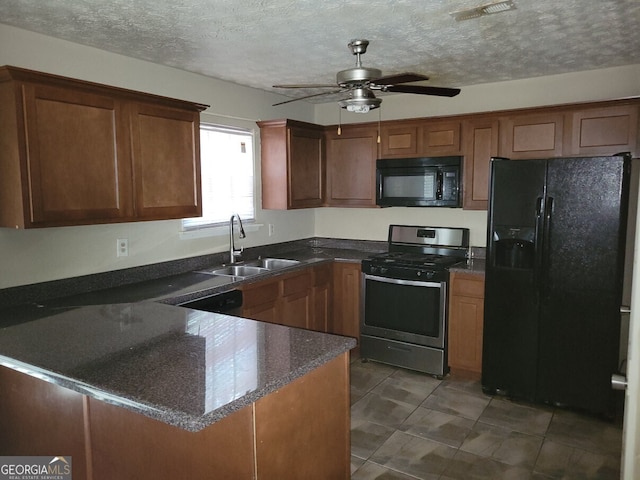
(450, 0, 516, 21)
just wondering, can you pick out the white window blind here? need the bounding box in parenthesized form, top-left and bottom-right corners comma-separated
(182, 124, 255, 231)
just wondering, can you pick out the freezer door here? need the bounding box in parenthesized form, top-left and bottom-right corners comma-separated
(537, 156, 629, 413)
(482, 158, 546, 400)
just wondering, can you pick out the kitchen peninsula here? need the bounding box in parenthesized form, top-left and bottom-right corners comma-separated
(0, 300, 355, 479)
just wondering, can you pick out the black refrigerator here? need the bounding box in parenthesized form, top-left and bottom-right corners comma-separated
(482, 154, 632, 414)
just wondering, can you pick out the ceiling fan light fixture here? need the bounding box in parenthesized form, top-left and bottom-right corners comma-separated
(450, 0, 516, 21)
(339, 87, 382, 113)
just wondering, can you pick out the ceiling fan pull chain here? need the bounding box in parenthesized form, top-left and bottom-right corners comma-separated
(377, 107, 381, 144)
(337, 104, 342, 135)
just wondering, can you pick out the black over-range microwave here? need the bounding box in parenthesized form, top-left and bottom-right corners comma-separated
(376, 156, 462, 207)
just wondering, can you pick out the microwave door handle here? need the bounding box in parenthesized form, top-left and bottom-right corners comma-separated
(436, 171, 443, 200)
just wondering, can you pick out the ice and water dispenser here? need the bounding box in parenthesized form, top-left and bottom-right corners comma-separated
(492, 226, 535, 269)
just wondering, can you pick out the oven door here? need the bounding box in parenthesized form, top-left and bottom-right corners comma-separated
(361, 274, 446, 349)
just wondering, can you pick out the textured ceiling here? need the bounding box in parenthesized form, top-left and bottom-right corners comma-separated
(1, 0, 639, 104)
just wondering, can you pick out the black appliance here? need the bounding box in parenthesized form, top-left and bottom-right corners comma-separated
(178, 290, 243, 315)
(361, 225, 469, 376)
(482, 154, 632, 414)
(376, 156, 462, 207)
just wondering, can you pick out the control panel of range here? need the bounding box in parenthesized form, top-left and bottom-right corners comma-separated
(361, 261, 445, 282)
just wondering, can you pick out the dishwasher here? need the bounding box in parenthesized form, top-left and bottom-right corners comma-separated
(178, 289, 243, 315)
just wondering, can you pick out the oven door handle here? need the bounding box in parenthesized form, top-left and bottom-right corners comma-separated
(363, 274, 442, 288)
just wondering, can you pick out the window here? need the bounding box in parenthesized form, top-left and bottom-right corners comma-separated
(182, 124, 255, 231)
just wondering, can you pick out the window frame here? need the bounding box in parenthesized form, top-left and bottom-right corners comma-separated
(181, 122, 257, 234)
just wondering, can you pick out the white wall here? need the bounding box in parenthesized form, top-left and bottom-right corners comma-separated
(1, 23, 639, 288)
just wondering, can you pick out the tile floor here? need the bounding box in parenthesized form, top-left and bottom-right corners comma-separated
(349, 356, 623, 479)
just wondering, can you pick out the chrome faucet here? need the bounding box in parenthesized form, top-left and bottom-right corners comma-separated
(229, 213, 246, 264)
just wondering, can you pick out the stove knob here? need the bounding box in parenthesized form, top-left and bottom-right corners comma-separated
(380, 267, 389, 275)
(370, 266, 378, 274)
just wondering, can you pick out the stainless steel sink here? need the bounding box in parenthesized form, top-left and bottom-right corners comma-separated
(246, 258, 300, 270)
(196, 258, 300, 279)
(210, 265, 268, 277)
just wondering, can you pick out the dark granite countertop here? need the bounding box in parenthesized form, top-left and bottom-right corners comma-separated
(0, 238, 484, 432)
(0, 240, 375, 432)
(0, 301, 355, 432)
(449, 258, 486, 276)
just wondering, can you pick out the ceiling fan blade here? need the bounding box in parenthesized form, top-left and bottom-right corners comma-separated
(384, 84, 461, 97)
(273, 89, 344, 106)
(273, 84, 338, 89)
(371, 72, 430, 85)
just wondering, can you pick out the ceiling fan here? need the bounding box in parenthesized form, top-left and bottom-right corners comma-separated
(272, 39, 461, 113)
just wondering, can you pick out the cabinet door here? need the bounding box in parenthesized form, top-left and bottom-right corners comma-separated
(310, 264, 333, 332)
(331, 262, 361, 341)
(325, 126, 378, 207)
(130, 102, 202, 220)
(288, 126, 324, 208)
(499, 113, 564, 159)
(259, 120, 325, 210)
(380, 123, 419, 157)
(569, 105, 639, 156)
(22, 82, 133, 226)
(448, 272, 485, 376)
(240, 279, 280, 324)
(281, 271, 312, 329)
(462, 118, 499, 210)
(421, 120, 462, 155)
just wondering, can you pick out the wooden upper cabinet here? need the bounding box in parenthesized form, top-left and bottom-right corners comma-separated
(0, 66, 206, 228)
(462, 117, 499, 210)
(20, 82, 134, 225)
(130, 102, 201, 220)
(499, 112, 564, 159)
(325, 124, 379, 207)
(422, 120, 462, 155)
(568, 104, 639, 156)
(380, 123, 419, 157)
(258, 119, 325, 209)
(381, 119, 462, 158)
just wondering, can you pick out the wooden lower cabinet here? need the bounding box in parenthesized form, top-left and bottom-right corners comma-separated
(310, 264, 332, 332)
(331, 261, 361, 341)
(0, 354, 350, 479)
(0, 367, 90, 478)
(448, 272, 485, 378)
(280, 270, 312, 329)
(241, 277, 280, 323)
(241, 262, 357, 340)
(241, 270, 312, 329)
(254, 354, 350, 479)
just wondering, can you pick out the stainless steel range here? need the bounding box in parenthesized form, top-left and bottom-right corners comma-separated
(360, 225, 470, 377)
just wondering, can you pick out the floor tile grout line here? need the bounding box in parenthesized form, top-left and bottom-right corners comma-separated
(350, 363, 623, 479)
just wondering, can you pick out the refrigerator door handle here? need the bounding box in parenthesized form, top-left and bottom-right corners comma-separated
(534, 196, 545, 294)
(540, 196, 554, 297)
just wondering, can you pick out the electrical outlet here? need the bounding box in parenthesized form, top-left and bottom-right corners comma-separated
(117, 238, 129, 257)
(268, 224, 275, 237)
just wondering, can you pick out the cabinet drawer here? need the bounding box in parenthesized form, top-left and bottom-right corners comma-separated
(451, 274, 485, 298)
